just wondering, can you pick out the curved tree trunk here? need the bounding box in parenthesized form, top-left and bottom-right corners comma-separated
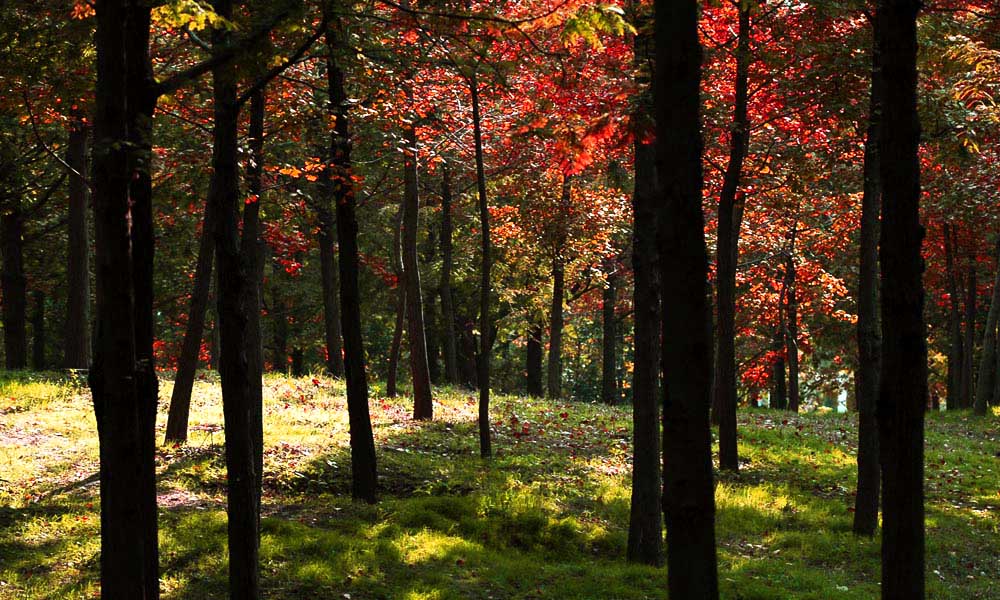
(63, 118, 91, 369)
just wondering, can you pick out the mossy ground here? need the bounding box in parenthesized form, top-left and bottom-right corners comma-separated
(0, 370, 997, 599)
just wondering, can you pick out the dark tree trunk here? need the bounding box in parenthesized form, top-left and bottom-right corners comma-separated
(854, 17, 882, 535)
(318, 133, 345, 377)
(209, 1, 260, 594)
(165, 200, 216, 443)
(526, 321, 544, 397)
(31, 290, 44, 370)
(421, 214, 441, 384)
(439, 164, 459, 385)
(402, 125, 434, 420)
(961, 262, 976, 408)
(90, 1, 157, 595)
(877, 1, 926, 596)
(944, 225, 963, 410)
(785, 239, 800, 413)
(325, 3, 378, 502)
(770, 327, 786, 409)
(627, 13, 663, 564)
(601, 264, 619, 405)
(974, 240, 1000, 416)
(655, 0, 719, 596)
(2, 203, 27, 369)
(291, 348, 304, 377)
(713, 1, 751, 472)
(470, 70, 492, 458)
(547, 255, 565, 399)
(387, 203, 405, 398)
(63, 118, 91, 369)
(270, 259, 289, 372)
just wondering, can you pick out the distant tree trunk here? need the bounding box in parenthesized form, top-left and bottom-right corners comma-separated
(165, 200, 216, 443)
(63, 118, 91, 369)
(421, 213, 441, 384)
(785, 238, 800, 413)
(90, 1, 157, 595)
(291, 348, 304, 377)
(526, 321, 544, 396)
(470, 69, 492, 458)
(325, 2, 378, 502)
(877, 1, 926, 596)
(944, 225, 963, 410)
(2, 202, 27, 369)
(209, 1, 260, 594)
(627, 12, 663, 564)
(601, 264, 619, 405)
(318, 133, 345, 376)
(655, 0, 719, 596)
(439, 164, 459, 385)
(770, 327, 786, 409)
(713, 0, 751, 472)
(854, 16, 882, 535)
(974, 240, 1000, 416)
(387, 203, 405, 398)
(547, 255, 565, 399)
(31, 290, 45, 370)
(961, 262, 976, 408)
(402, 125, 434, 420)
(270, 259, 289, 372)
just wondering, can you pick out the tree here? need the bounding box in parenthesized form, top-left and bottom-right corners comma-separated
(62, 116, 90, 369)
(655, 0, 720, 596)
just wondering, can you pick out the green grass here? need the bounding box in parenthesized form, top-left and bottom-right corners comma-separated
(1, 370, 998, 599)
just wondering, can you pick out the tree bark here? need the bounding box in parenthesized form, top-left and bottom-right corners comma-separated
(877, 1, 926, 596)
(165, 200, 215, 443)
(854, 16, 882, 535)
(387, 202, 405, 398)
(63, 118, 91, 369)
(1, 202, 27, 369)
(601, 263, 619, 405)
(526, 320, 544, 396)
(961, 261, 976, 408)
(325, 1, 378, 502)
(770, 326, 786, 409)
(31, 290, 44, 370)
(318, 127, 345, 377)
(470, 69, 492, 458)
(974, 240, 1000, 416)
(655, 0, 719, 595)
(270, 259, 289, 372)
(402, 125, 434, 419)
(944, 225, 963, 410)
(785, 237, 800, 413)
(547, 254, 565, 399)
(439, 164, 459, 384)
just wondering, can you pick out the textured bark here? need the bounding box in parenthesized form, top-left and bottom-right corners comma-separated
(601, 265, 619, 405)
(1, 203, 26, 369)
(655, 0, 719, 595)
(470, 70, 492, 458)
(854, 18, 882, 535)
(318, 124, 344, 377)
(785, 239, 800, 413)
(877, 1, 926, 596)
(713, 1, 750, 472)
(974, 241, 1000, 416)
(770, 326, 786, 409)
(325, 2, 378, 502)
(961, 263, 976, 408)
(402, 125, 434, 420)
(31, 290, 44, 369)
(626, 12, 663, 564)
(439, 164, 459, 384)
(547, 255, 565, 399)
(526, 321, 544, 397)
(63, 119, 91, 369)
(165, 200, 215, 443)
(387, 202, 405, 398)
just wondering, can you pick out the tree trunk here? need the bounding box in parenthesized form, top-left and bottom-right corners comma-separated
(63, 118, 91, 369)
(944, 225, 963, 410)
(655, 0, 719, 595)
(325, 3, 378, 502)
(601, 263, 619, 405)
(402, 125, 434, 420)
(2, 203, 27, 369)
(439, 164, 459, 385)
(854, 16, 882, 535)
(470, 69, 492, 458)
(209, 2, 260, 594)
(627, 12, 663, 564)
(547, 254, 565, 399)
(877, 1, 926, 596)
(387, 202, 405, 398)
(318, 131, 345, 377)
(526, 321, 544, 397)
(785, 239, 800, 413)
(270, 259, 289, 372)
(961, 262, 976, 408)
(165, 199, 216, 443)
(770, 327, 786, 409)
(974, 240, 1000, 416)
(713, 0, 750, 472)
(31, 290, 44, 370)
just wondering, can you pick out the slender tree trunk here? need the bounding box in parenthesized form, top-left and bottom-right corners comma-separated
(785, 238, 800, 413)
(421, 217, 441, 384)
(1, 203, 27, 369)
(877, 1, 926, 596)
(601, 263, 619, 405)
(402, 125, 434, 419)
(63, 118, 91, 369)
(770, 327, 786, 409)
(526, 321, 544, 396)
(627, 12, 663, 563)
(165, 200, 216, 443)
(961, 262, 976, 408)
(439, 164, 459, 384)
(547, 254, 565, 399)
(854, 17, 882, 535)
(318, 134, 345, 376)
(387, 203, 405, 398)
(31, 290, 44, 370)
(974, 240, 1000, 416)
(655, 0, 719, 595)
(713, 1, 751, 472)
(325, 2, 378, 501)
(270, 259, 289, 372)
(944, 225, 963, 410)
(470, 70, 492, 457)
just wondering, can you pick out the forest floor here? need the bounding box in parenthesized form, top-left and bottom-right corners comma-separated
(0, 371, 997, 599)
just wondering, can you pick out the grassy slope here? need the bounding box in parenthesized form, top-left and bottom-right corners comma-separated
(0, 371, 997, 599)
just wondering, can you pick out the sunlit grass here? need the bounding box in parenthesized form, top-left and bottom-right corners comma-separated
(0, 370, 997, 598)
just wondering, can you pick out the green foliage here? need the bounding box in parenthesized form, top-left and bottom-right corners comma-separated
(152, 0, 235, 32)
(561, 5, 634, 50)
